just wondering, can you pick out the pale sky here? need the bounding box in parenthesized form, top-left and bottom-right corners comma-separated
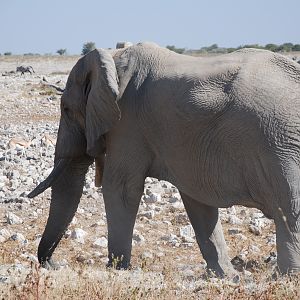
(0, 0, 299, 54)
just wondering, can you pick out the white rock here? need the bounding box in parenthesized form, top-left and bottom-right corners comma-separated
(0, 175, 9, 186)
(227, 206, 237, 215)
(132, 232, 145, 244)
(251, 212, 264, 219)
(93, 251, 104, 257)
(227, 215, 243, 225)
(140, 251, 153, 260)
(70, 228, 87, 244)
(11, 233, 26, 243)
(30, 211, 38, 218)
(249, 245, 261, 253)
(64, 229, 72, 238)
(160, 181, 173, 188)
(12, 170, 20, 179)
(86, 258, 95, 265)
(179, 225, 195, 239)
(145, 177, 153, 184)
(93, 237, 108, 248)
(6, 212, 23, 224)
(25, 177, 34, 185)
(266, 235, 276, 246)
(77, 208, 85, 214)
(168, 193, 181, 203)
(249, 224, 262, 235)
(169, 201, 184, 211)
(235, 233, 248, 241)
(71, 216, 77, 225)
(143, 192, 161, 204)
(182, 235, 195, 243)
(161, 233, 179, 243)
(20, 253, 38, 263)
(139, 210, 155, 219)
(162, 220, 172, 226)
(0, 228, 11, 239)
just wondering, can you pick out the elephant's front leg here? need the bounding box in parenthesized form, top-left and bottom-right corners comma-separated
(180, 192, 236, 278)
(102, 178, 144, 269)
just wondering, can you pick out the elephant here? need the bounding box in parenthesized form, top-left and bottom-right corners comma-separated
(28, 42, 300, 277)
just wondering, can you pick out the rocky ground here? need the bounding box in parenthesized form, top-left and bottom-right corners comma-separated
(0, 54, 299, 299)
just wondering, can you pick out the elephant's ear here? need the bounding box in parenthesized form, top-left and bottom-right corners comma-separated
(85, 49, 120, 157)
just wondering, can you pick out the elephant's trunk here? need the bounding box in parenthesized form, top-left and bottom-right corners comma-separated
(37, 156, 92, 266)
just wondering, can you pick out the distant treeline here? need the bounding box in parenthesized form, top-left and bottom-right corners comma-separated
(2, 42, 300, 56)
(167, 43, 300, 54)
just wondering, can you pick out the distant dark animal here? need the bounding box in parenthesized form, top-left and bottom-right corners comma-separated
(16, 66, 35, 75)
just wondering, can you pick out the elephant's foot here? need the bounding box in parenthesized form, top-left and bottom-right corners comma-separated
(106, 255, 131, 270)
(275, 219, 300, 274)
(40, 257, 61, 270)
(277, 235, 300, 274)
(204, 268, 240, 283)
(205, 260, 240, 282)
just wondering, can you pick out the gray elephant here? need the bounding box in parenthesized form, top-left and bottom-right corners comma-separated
(29, 42, 300, 277)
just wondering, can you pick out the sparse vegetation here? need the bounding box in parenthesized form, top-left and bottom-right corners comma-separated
(4, 52, 12, 56)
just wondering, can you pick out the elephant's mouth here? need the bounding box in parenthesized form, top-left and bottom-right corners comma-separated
(28, 158, 72, 198)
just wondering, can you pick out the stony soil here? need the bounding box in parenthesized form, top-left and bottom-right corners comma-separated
(0, 55, 299, 299)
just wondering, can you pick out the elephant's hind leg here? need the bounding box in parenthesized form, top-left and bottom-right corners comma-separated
(180, 192, 236, 278)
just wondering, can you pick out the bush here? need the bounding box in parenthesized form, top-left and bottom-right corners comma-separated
(82, 42, 96, 55)
(4, 52, 12, 56)
(56, 49, 67, 56)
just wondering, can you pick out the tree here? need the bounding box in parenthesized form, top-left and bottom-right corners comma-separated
(207, 44, 218, 51)
(265, 44, 279, 52)
(57, 49, 67, 56)
(82, 42, 96, 55)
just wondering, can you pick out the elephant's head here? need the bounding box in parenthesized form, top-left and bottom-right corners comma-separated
(28, 49, 121, 266)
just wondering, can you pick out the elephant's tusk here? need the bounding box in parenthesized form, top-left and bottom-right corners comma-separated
(27, 158, 72, 198)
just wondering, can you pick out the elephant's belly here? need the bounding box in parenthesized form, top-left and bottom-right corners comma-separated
(149, 154, 256, 209)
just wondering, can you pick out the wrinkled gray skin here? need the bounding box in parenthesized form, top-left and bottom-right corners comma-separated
(31, 43, 300, 277)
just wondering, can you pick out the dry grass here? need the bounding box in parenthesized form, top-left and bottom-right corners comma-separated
(0, 260, 299, 299)
(1, 199, 299, 300)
